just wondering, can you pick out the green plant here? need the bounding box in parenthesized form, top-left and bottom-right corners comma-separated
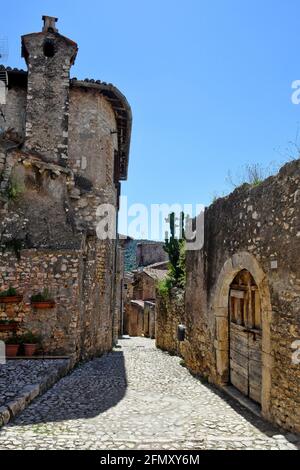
(6, 173, 25, 201)
(31, 288, 53, 302)
(0, 319, 18, 325)
(0, 285, 17, 297)
(5, 335, 21, 345)
(211, 190, 227, 204)
(162, 212, 186, 290)
(157, 277, 173, 297)
(20, 331, 41, 344)
(226, 163, 276, 189)
(178, 239, 186, 288)
(7, 180, 24, 200)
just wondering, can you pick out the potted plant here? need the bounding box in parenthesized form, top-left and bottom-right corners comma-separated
(0, 319, 19, 332)
(5, 335, 20, 357)
(31, 289, 55, 309)
(0, 286, 23, 304)
(20, 331, 41, 357)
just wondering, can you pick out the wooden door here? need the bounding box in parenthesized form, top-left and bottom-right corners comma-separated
(229, 270, 262, 404)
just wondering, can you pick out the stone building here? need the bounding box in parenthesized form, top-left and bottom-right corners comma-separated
(132, 262, 168, 301)
(0, 16, 132, 360)
(156, 159, 300, 434)
(124, 262, 167, 337)
(136, 242, 168, 268)
(124, 300, 145, 337)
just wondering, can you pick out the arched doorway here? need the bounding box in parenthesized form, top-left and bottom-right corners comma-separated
(229, 270, 262, 404)
(213, 252, 272, 419)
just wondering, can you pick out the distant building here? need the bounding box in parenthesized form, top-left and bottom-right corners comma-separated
(123, 262, 168, 338)
(136, 242, 168, 268)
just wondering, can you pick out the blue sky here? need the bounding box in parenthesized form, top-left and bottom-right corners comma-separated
(1, 0, 300, 213)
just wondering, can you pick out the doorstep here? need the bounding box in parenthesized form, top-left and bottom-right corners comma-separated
(222, 385, 262, 419)
(0, 358, 73, 428)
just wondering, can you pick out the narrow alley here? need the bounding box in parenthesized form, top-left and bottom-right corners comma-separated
(0, 338, 298, 450)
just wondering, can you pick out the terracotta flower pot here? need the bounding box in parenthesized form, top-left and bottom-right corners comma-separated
(24, 344, 37, 357)
(0, 296, 23, 304)
(31, 301, 55, 309)
(5, 344, 19, 357)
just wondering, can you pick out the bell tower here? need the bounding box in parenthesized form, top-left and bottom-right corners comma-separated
(22, 16, 78, 165)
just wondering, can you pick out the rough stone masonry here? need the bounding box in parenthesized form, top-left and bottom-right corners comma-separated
(156, 159, 300, 434)
(0, 16, 132, 361)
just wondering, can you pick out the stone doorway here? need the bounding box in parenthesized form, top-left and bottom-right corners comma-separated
(229, 270, 262, 404)
(213, 252, 273, 420)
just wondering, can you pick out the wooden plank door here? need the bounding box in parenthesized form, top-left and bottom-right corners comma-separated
(230, 322, 249, 396)
(229, 270, 262, 404)
(248, 330, 262, 403)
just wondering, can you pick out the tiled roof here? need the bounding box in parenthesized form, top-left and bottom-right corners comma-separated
(146, 261, 169, 270)
(142, 267, 168, 281)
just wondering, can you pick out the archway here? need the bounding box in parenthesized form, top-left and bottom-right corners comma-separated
(229, 269, 262, 404)
(213, 252, 272, 419)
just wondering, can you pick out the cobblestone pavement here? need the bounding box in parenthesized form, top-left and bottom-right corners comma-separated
(0, 359, 69, 408)
(0, 337, 299, 450)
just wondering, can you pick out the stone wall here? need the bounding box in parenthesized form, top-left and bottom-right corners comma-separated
(144, 301, 156, 339)
(133, 272, 156, 301)
(0, 86, 27, 139)
(124, 301, 144, 337)
(183, 159, 300, 433)
(156, 288, 185, 356)
(154, 160, 300, 433)
(0, 249, 81, 355)
(0, 238, 115, 360)
(68, 86, 118, 198)
(113, 245, 125, 342)
(78, 237, 115, 360)
(136, 242, 168, 268)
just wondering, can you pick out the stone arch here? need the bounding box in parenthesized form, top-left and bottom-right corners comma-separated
(213, 252, 272, 419)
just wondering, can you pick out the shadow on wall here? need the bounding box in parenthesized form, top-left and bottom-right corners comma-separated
(9, 351, 127, 426)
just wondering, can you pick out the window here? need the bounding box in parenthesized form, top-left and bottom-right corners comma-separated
(229, 270, 261, 330)
(43, 39, 55, 58)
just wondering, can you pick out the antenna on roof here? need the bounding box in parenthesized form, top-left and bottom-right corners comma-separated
(0, 37, 9, 106)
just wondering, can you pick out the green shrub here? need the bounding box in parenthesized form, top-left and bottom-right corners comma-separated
(20, 331, 41, 344)
(0, 285, 17, 297)
(157, 277, 173, 297)
(162, 212, 186, 290)
(7, 178, 24, 200)
(5, 335, 21, 345)
(31, 288, 53, 302)
(226, 163, 277, 189)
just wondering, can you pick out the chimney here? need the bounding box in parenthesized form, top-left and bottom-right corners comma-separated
(42, 16, 58, 33)
(21, 16, 78, 165)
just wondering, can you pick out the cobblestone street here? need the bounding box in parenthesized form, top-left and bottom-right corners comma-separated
(0, 337, 299, 450)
